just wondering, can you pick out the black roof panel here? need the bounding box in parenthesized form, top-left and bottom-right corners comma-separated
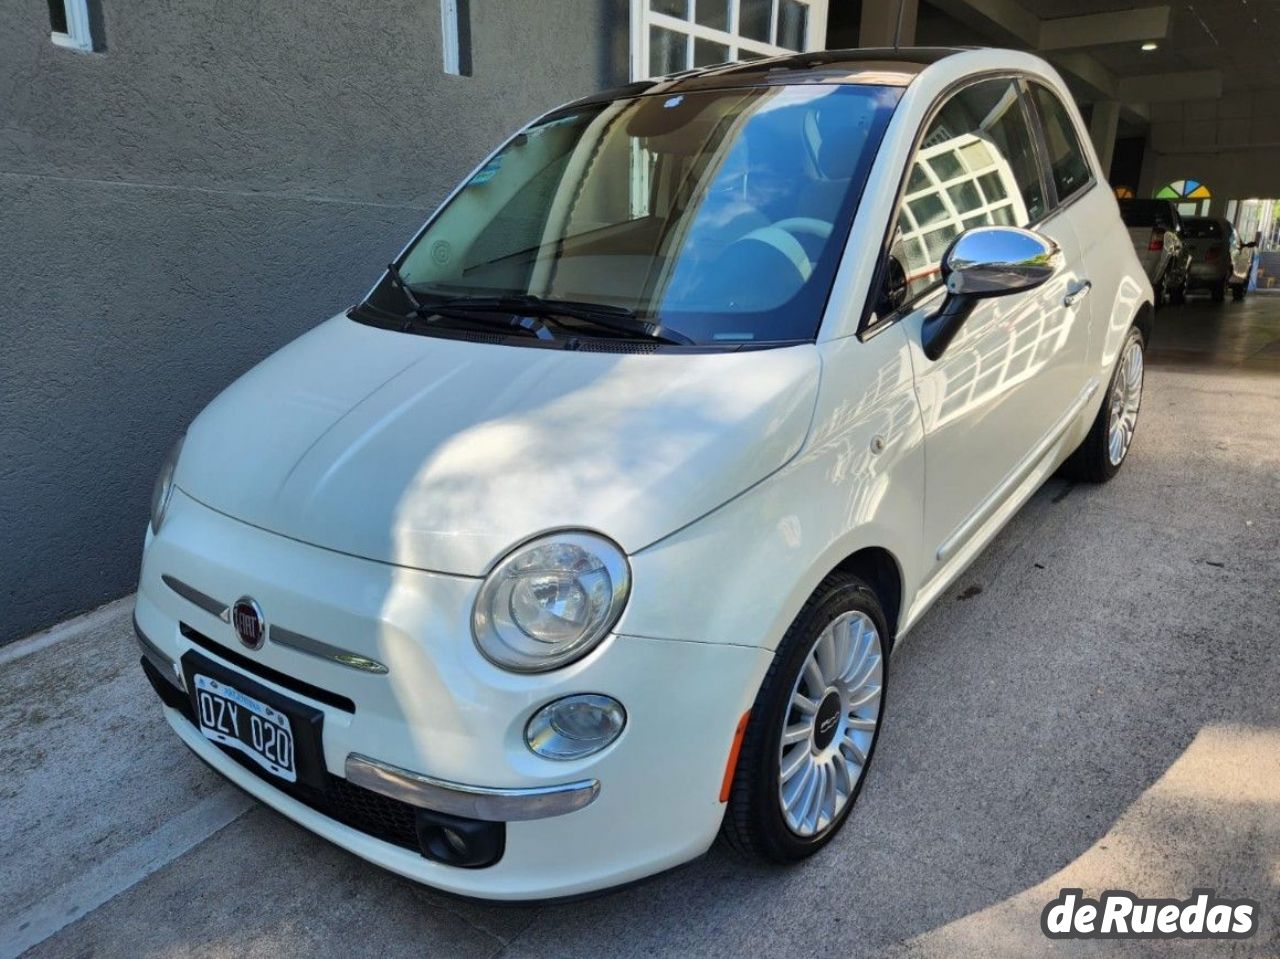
(566, 47, 968, 109)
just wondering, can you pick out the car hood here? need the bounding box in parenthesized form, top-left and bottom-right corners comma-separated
(176, 315, 820, 576)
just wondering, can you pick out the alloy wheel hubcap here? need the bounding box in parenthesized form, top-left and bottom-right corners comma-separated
(1107, 337, 1144, 466)
(778, 611, 883, 837)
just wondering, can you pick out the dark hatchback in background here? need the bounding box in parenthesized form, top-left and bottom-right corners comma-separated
(1182, 215, 1255, 302)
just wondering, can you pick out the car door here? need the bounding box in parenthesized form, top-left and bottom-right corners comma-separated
(885, 76, 1092, 582)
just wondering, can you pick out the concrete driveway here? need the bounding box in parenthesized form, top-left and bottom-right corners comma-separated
(3, 301, 1279, 958)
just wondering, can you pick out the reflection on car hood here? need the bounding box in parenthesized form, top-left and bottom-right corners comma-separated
(176, 315, 821, 576)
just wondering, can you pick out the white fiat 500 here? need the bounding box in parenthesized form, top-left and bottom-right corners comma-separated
(136, 47, 1150, 900)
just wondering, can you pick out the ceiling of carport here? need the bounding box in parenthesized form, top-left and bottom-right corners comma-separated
(1022, 0, 1280, 93)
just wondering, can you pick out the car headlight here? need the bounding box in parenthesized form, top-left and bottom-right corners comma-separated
(472, 531, 630, 673)
(149, 434, 185, 534)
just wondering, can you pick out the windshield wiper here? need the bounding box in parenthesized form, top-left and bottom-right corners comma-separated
(423, 294, 693, 345)
(385, 261, 427, 314)
(380, 265, 553, 340)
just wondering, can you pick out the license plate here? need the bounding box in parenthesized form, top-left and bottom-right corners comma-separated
(194, 673, 297, 782)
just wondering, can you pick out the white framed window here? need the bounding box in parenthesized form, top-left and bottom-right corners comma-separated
(630, 0, 828, 81)
(48, 0, 96, 52)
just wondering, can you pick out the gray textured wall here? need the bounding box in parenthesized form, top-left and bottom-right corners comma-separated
(1, 0, 629, 643)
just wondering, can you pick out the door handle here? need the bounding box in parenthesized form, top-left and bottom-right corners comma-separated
(1063, 280, 1092, 308)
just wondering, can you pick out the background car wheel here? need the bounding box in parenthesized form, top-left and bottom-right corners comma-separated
(1211, 278, 1226, 303)
(1061, 325, 1145, 483)
(1170, 271, 1188, 305)
(1152, 272, 1167, 309)
(721, 572, 889, 863)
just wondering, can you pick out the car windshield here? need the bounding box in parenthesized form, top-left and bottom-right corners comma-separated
(360, 84, 902, 346)
(1183, 218, 1222, 239)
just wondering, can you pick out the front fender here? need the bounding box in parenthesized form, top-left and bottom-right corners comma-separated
(616, 328, 926, 652)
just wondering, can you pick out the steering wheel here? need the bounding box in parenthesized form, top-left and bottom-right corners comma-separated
(733, 226, 814, 283)
(772, 217, 834, 241)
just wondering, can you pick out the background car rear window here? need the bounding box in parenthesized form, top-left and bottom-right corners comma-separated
(1030, 85, 1091, 202)
(889, 77, 1046, 303)
(1182, 218, 1223, 239)
(1118, 199, 1176, 229)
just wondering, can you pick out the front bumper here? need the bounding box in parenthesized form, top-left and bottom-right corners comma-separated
(136, 489, 771, 899)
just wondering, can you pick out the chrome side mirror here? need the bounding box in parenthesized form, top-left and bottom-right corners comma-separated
(922, 226, 1062, 361)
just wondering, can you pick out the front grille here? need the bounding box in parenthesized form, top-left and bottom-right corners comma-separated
(216, 737, 422, 852)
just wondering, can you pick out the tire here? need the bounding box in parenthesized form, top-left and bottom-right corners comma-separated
(1211, 279, 1226, 303)
(1061, 325, 1145, 483)
(721, 572, 889, 862)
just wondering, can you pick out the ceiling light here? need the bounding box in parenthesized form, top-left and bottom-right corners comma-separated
(1141, 41, 1158, 51)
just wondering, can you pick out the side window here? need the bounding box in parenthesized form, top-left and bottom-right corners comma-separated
(1030, 84, 1092, 203)
(886, 78, 1046, 307)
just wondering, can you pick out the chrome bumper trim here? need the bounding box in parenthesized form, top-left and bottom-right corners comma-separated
(162, 574, 229, 622)
(271, 625, 388, 675)
(345, 754, 600, 822)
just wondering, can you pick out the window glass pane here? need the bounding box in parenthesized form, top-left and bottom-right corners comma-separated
(908, 193, 947, 229)
(778, 0, 808, 50)
(694, 0, 730, 31)
(651, 0, 688, 18)
(1030, 85, 1092, 202)
(976, 171, 1006, 205)
(47, 0, 68, 33)
(650, 26, 688, 76)
(924, 225, 958, 261)
(906, 164, 931, 195)
(947, 180, 982, 214)
(693, 38, 730, 67)
(928, 151, 964, 183)
(885, 77, 1046, 305)
(737, 49, 766, 61)
(740, 0, 773, 42)
(989, 204, 1016, 226)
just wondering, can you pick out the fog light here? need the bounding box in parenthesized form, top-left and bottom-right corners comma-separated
(525, 694, 625, 760)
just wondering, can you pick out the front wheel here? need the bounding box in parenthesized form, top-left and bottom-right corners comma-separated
(1061, 325, 1145, 483)
(720, 572, 888, 862)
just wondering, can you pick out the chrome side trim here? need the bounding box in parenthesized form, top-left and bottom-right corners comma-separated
(162, 574, 229, 622)
(344, 754, 600, 822)
(270, 626, 389, 675)
(937, 379, 1100, 563)
(133, 613, 184, 689)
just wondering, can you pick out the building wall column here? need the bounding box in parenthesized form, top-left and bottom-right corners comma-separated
(859, 0, 917, 47)
(1088, 99, 1121, 179)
